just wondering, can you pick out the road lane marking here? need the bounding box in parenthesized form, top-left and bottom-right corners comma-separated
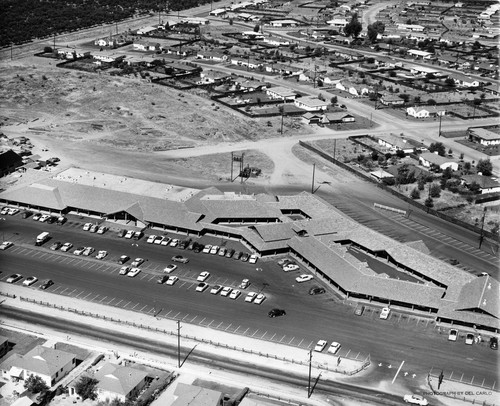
(392, 360, 405, 384)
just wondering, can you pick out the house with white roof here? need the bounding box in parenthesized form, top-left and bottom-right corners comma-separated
(327, 18, 348, 28)
(419, 152, 458, 171)
(461, 175, 500, 194)
(336, 80, 371, 97)
(449, 73, 481, 87)
(0, 345, 76, 387)
(294, 96, 329, 112)
(269, 19, 299, 27)
(377, 135, 415, 154)
(467, 127, 500, 146)
(406, 106, 445, 118)
(266, 86, 297, 101)
(172, 383, 223, 406)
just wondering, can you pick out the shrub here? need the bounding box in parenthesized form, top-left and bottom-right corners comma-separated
(410, 188, 420, 199)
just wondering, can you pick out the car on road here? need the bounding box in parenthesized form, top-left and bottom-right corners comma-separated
(73, 246, 85, 256)
(83, 223, 92, 231)
(39, 214, 52, 223)
(448, 329, 458, 342)
(163, 264, 177, 274)
(119, 266, 130, 275)
(96, 250, 108, 260)
(32, 213, 42, 221)
(197, 271, 210, 282)
(40, 279, 54, 290)
(309, 286, 325, 295)
(196, 282, 209, 292)
(239, 279, 250, 289)
(328, 342, 341, 354)
(314, 340, 327, 352)
(82, 246, 95, 256)
(225, 248, 235, 258)
(403, 394, 428, 405)
(157, 275, 169, 284)
(131, 258, 144, 267)
(283, 264, 300, 272)
(89, 224, 99, 233)
(240, 253, 249, 262)
(0, 241, 14, 250)
(169, 238, 180, 247)
(161, 237, 172, 246)
(254, 293, 266, 304)
(172, 255, 189, 264)
(6, 274, 23, 283)
(229, 289, 241, 300)
(23, 276, 38, 286)
(268, 309, 286, 318)
(202, 244, 212, 254)
(118, 255, 130, 265)
(117, 229, 127, 238)
(490, 337, 498, 350)
(147, 234, 157, 244)
(295, 274, 313, 283)
(248, 254, 258, 264)
(50, 241, 62, 251)
(61, 242, 73, 252)
(380, 307, 391, 319)
(465, 333, 475, 345)
(97, 226, 108, 234)
(245, 292, 257, 303)
(124, 230, 134, 239)
(209, 245, 219, 255)
(166, 276, 179, 286)
(127, 268, 141, 277)
(355, 305, 365, 316)
(210, 285, 223, 295)
(220, 287, 232, 297)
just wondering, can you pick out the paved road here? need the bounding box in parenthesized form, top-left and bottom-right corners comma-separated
(0, 215, 498, 390)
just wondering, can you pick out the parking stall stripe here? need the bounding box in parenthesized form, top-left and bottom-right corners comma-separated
(91, 294, 100, 301)
(123, 301, 131, 308)
(173, 312, 181, 318)
(99, 296, 107, 303)
(165, 310, 172, 317)
(131, 303, 140, 310)
(251, 330, 259, 337)
(225, 324, 232, 331)
(270, 333, 276, 340)
(60, 288, 68, 295)
(298, 339, 304, 347)
(288, 337, 294, 344)
(139, 305, 148, 311)
(197, 317, 204, 324)
(51, 286, 62, 293)
(261, 331, 268, 339)
(278, 335, 286, 342)
(207, 320, 213, 327)
(67, 289, 76, 296)
(216, 322, 223, 329)
(82, 292, 92, 299)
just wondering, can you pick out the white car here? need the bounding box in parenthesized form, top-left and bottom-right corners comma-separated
(73, 247, 85, 255)
(96, 250, 107, 260)
(197, 271, 210, 282)
(127, 268, 141, 277)
(119, 266, 130, 275)
(403, 394, 428, 405)
(245, 292, 257, 303)
(23, 276, 38, 286)
(380, 307, 391, 320)
(0, 207, 9, 215)
(448, 329, 458, 342)
(82, 246, 95, 256)
(83, 222, 92, 231)
(283, 264, 300, 272)
(0, 241, 14, 250)
(32, 212, 42, 221)
(161, 237, 171, 246)
(295, 274, 313, 283)
(166, 276, 179, 286)
(97, 226, 108, 234)
(89, 224, 99, 233)
(163, 264, 177, 274)
(131, 257, 145, 267)
(220, 286, 232, 297)
(8, 208, 20, 215)
(147, 234, 157, 244)
(39, 214, 52, 222)
(239, 279, 250, 289)
(202, 244, 212, 254)
(210, 285, 223, 295)
(6, 274, 23, 283)
(314, 340, 327, 352)
(254, 293, 266, 304)
(154, 236, 165, 245)
(61, 242, 73, 252)
(210, 245, 219, 255)
(248, 254, 258, 264)
(229, 289, 241, 299)
(328, 342, 341, 354)
(171, 255, 189, 263)
(125, 230, 135, 239)
(465, 333, 475, 345)
(218, 247, 227, 256)
(196, 282, 209, 292)
(169, 238, 179, 247)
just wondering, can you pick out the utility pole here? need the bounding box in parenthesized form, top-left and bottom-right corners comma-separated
(479, 207, 486, 249)
(280, 104, 285, 134)
(307, 350, 312, 397)
(177, 320, 181, 368)
(53, 33, 56, 51)
(333, 138, 337, 161)
(311, 164, 315, 194)
(373, 84, 379, 110)
(10, 42, 13, 60)
(438, 112, 442, 137)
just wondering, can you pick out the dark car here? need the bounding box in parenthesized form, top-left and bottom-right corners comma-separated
(157, 275, 169, 284)
(225, 248, 235, 258)
(309, 286, 326, 295)
(117, 229, 126, 238)
(179, 239, 191, 250)
(355, 305, 365, 316)
(21, 210, 33, 219)
(490, 337, 498, 350)
(187, 241, 196, 250)
(193, 243, 204, 253)
(268, 309, 286, 318)
(233, 251, 243, 260)
(240, 253, 249, 262)
(50, 241, 62, 251)
(46, 216, 56, 224)
(118, 255, 130, 265)
(56, 216, 67, 225)
(40, 279, 54, 290)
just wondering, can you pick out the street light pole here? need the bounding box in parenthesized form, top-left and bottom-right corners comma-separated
(307, 350, 312, 397)
(438, 113, 442, 137)
(311, 164, 315, 194)
(177, 320, 181, 368)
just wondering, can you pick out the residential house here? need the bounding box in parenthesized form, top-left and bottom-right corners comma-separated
(266, 86, 297, 101)
(136, 26, 157, 35)
(0, 345, 76, 387)
(370, 169, 395, 182)
(449, 73, 481, 87)
(94, 38, 118, 47)
(0, 150, 23, 177)
(335, 80, 371, 97)
(302, 112, 323, 125)
(467, 127, 500, 146)
(133, 41, 160, 52)
(172, 383, 223, 406)
(327, 18, 348, 28)
(409, 65, 440, 76)
(242, 31, 265, 40)
(407, 49, 434, 59)
(57, 48, 91, 59)
(419, 152, 458, 171)
(265, 63, 302, 76)
(209, 8, 227, 17)
(180, 17, 209, 25)
(377, 135, 415, 154)
(235, 79, 266, 91)
(380, 93, 405, 106)
(335, 49, 363, 61)
(321, 112, 355, 124)
(269, 19, 299, 28)
(397, 24, 425, 32)
(93, 51, 125, 64)
(198, 70, 231, 84)
(294, 96, 329, 112)
(406, 106, 445, 118)
(196, 50, 228, 62)
(230, 57, 263, 69)
(321, 73, 343, 86)
(461, 175, 500, 194)
(437, 54, 458, 66)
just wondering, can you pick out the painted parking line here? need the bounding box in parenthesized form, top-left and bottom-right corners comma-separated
(260, 330, 268, 339)
(91, 294, 100, 301)
(51, 286, 62, 293)
(75, 291, 86, 298)
(82, 292, 93, 300)
(297, 338, 304, 347)
(164, 310, 172, 317)
(251, 330, 260, 337)
(99, 296, 108, 303)
(122, 301, 131, 308)
(225, 323, 232, 331)
(216, 321, 223, 329)
(278, 335, 286, 342)
(60, 288, 68, 295)
(131, 303, 141, 310)
(67, 289, 76, 296)
(173, 312, 181, 319)
(182, 314, 190, 321)
(288, 337, 294, 344)
(139, 305, 148, 312)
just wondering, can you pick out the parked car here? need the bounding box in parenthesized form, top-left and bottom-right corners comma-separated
(220, 286, 232, 297)
(202, 244, 212, 254)
(239, 279, 250, 289)
(165, 276, 178, 285)
(60, 242, 73, 252)
(225, 248, 235, 258)
(163, 264, 177, 273)
(73, 246, 85, 255)
(489, 337, 498, 350)
(8, 208, 20, 216)
(196, 282, 209, 292)
(21, 210, 33, 219)
(89, 224, 99, 233)
(254, 293, 266, 304)
(118, 255, 130, 265)
(39, 214, 52, 223)
(50, 242, 62, 251)
(147, 234, 157, 244)
(154, 236, 165, 245)
(131, 258, 144, 267)
(161, 237, 171, 246)
(40, 279, 54, 290)
(56, 216, 67, 225)
(448, 329, 458, 342)
(209, 245, 219, 255)
(354, 305, 365, 316)
(117, 229, 127, 238)
(328, 342, 341, 354)
(197, 271, 210, 282)
(193, 242, 204, 253)
(124, 230, 134, 239)
(380, 307, 391, 320)
(283, 264, 300, 272)
(97, 226, 108, 234)
(240, 253, 249, 262)
(133, 231, 142, 240)
(119, 266, 130, 275)
(170, 238, 180, 247)
(96, 250, 108, 260)
(268, 309, 286, 318)
(403, 394, 428, 405)
(32, 213, 42, 221)
(0, 207, 9, 215)
(295, 274, 313, 283)
(465, 333, 475, 345)
(210, 285, 223, 295)
(127, 268, 141, 277)
(229, 289, 241, 299)
(157, 275, 169, 284)
(82, 246, 95, 256)
(248, 254, 258, 264)
(172, 255, 189, 264)
(233, 251, 243, 260)
(314, 340, 327, 352)
(0, 241, 14, 250)
(6, 274, 23, 283)
(245, 292, 257, 303)
(83, 223, 92, 231)
(218, 247, 227, 257)
(23, 276, 38, 286)
(309, 286, 325, 295)
(179, 239, 191, 249)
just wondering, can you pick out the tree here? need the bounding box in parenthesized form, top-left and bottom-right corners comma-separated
(410, 188, 420, 199)
(75, 377, 99, 401)
(463, 161, 472, 174)
(396, 149, 406, 158)
(43, 46, 53, 53)
(371, 151, 379, 161)
(429, 142, 446, 156)
(417, 176, 426, 191)
(429, 183, 441, 198)
(469, 181, 481, 194)
(396, 164, 416, 184)
(399, 93, 410, 103)
(444, 78, 455, 87)
(367, 21, 385, 42)
(425, 196, 434, 208)
(427, 99, 436, 105)
(253, 24, 260, 33)
(24, 375, 49, 394)
(330, 96, 338, 104)
(476, 159, 493, 176)
(344, 13, 362, 38)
